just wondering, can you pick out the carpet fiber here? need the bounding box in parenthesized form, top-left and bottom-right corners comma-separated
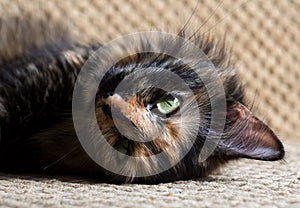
(0, 1, 299, 207)
(0, 139, 299, 208)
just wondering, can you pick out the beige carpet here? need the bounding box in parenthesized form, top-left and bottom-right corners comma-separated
(0, 139, 299, 208)
(0, 1, 299, 207)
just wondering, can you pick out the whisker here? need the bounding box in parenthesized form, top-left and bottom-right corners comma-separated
(178, 0, 200, 35)
(188, 0, 225, 41)
(42, 146, 79, 171)
(248, 88, 258, 113)
(197, 0, 252, 38)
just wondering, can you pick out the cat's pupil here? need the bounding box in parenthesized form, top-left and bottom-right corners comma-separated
(156, 96, 180, 115)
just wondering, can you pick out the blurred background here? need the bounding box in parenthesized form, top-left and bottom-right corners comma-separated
(0, 0, 299, 140)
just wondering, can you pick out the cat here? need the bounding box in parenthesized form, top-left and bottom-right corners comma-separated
(0, 12, 284, 184)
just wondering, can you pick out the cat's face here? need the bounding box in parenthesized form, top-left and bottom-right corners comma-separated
(89, 33, 284, 183)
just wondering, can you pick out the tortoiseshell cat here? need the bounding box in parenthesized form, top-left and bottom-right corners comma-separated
(0, 13, 284, 183)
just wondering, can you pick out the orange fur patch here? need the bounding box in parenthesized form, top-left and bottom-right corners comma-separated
(166, 121, 180, 138)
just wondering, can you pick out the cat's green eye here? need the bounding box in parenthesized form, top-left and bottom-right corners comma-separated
(156, 97, 180, 115)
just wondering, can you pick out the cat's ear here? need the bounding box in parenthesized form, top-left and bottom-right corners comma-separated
(217, 102, 284, 161)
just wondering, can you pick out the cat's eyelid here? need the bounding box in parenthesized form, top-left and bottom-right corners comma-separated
(158, 93, 178, 102)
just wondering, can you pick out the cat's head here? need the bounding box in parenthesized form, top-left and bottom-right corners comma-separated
(78, 31, 284, 183)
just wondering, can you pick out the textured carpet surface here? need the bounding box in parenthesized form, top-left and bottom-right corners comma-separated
(0, 139, 299, 208)
(0, 1, 299, 207)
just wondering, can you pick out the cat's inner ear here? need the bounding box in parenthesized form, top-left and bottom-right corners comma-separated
(217, 102, 284, 161)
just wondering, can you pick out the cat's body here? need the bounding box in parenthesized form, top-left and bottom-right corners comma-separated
(0, 17, 284, 184)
